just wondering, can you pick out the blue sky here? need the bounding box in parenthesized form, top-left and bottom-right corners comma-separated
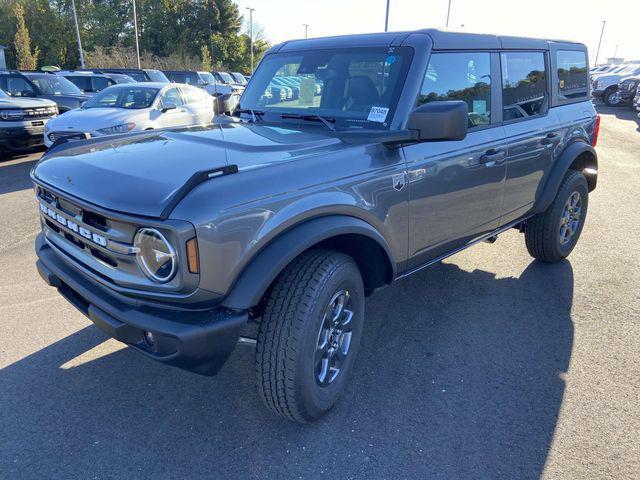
(233, 0, 640, 64)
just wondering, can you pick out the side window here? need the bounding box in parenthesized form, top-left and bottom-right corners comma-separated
(180, 86, 202, 104)
(67, 76, 92, 92)
(556, 50, 588, 100)
(160, 87, 184, 107)
(4, 76, 36, 97)
(418, 52, 491, 128)
(92, 76, 112, 92)
(501, 51, 548, 120)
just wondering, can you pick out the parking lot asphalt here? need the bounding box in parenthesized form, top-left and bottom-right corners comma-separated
(1, 107, 639, 480)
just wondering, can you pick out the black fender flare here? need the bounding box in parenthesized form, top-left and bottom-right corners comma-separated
(534, 141, 597, 214)
(221, 215, 396, 310)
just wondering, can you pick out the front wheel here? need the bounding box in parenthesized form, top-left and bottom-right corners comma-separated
(525, 170, 589, 262)
(255, 250, 365, 423)
(604, 87, 621, 107)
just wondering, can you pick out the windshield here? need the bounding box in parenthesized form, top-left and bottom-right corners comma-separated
(146, 70, 169, 82)
(111, 74, 135, 84)
(216, 72, 234, 84)
(231, 72, 247, 84)
(240, 47, 412, 130)
(199, 72, 216, 84)
(83, 86, 159, 109)
(26, 75, 82, 95)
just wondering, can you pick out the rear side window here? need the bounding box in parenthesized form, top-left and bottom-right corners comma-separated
(418, 52, 491, 128)
(501, 52, 547, 121)
(67, 76, 92, 92)
(92, 76, 113, 92)
(556, 50, 588, 100)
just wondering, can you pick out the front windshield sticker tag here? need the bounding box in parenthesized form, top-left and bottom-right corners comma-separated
(367, 106, 389, 123)
(385, 55, 396, 65)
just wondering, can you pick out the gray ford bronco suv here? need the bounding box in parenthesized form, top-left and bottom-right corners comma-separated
(32, 29, 598, 423)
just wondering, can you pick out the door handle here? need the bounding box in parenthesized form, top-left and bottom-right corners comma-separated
(542, 133, 561, 145)
(479, 149, 506, 166)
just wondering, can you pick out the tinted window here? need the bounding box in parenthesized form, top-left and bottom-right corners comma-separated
(556, 50, 588, 100)
(146, 70, 169, 82)
(166, 72, 185, 83)
(501, 52, 547, 120)
(66, 76, 93, 92)
(93, 76, 113, 92)
(0, 76, 36, 96)
(418, 52, 491, 127)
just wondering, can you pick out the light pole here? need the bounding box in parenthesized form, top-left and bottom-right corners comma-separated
(303, 24, 310, 39)
(594, 20, 606, 66)
(246, 7, 255, 74)
(446, 0, 452, 28)
(132, 0, 141, 69)
(384, 0, 390, 32)
(71, 0, 84, 68)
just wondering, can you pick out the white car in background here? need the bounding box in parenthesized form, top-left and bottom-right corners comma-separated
(44, 82, 214, 147)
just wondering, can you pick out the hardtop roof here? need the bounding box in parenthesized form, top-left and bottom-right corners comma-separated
(273, 28, 583, 53)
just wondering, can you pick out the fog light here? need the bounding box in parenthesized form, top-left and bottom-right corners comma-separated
(143, 331, 155, 347)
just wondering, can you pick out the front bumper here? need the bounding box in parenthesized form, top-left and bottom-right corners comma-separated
(36, 233, 248, 376)
(0, 124, 46, 151)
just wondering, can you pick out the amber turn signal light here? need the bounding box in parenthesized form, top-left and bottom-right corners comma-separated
(186, 238, 199, 274)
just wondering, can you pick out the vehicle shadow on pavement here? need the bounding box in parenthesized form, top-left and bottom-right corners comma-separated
(0, 259, 574, 480)
(0, 156, 39, 195)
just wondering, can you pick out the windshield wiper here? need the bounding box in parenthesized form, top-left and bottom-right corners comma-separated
(235, 108, 264, 122)
(280, 113, 336, 131)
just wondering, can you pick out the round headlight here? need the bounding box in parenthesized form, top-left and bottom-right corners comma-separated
(134, 228, 177, 283)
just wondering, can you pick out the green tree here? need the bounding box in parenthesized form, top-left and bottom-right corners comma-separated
(13, 2, 39, 69)
(201, 44, 212, 72)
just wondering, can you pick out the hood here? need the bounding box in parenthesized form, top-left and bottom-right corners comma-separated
(0, 96, 57, 109)
(48, 107, 144, 130)
(32, 122, 344, 218)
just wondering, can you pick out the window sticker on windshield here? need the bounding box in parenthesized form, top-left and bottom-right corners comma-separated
(367, 106, 389, 123)
(385, 55, 396, 65)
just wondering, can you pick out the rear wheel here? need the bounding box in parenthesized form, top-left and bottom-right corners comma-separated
(525, 170, 589, 262)
(255, 250, 364, 423)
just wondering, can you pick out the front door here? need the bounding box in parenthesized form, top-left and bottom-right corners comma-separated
(404, 51, 506, 268)
(157, 87, 191, 127)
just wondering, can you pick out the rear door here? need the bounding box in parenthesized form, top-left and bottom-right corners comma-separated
(500, 50, 561, 224)
(404, 51, 507, 267)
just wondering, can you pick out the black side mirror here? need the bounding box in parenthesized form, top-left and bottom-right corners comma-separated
(407, 100, 468, 141)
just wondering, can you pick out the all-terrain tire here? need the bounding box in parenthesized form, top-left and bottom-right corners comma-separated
(255, 249, 364, 423)
(525, 170, 589, 262)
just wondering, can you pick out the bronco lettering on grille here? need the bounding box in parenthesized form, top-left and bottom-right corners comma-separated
(40, 203, 108, 247)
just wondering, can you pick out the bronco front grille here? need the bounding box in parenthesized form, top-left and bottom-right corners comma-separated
(24, 106, 57, 119)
